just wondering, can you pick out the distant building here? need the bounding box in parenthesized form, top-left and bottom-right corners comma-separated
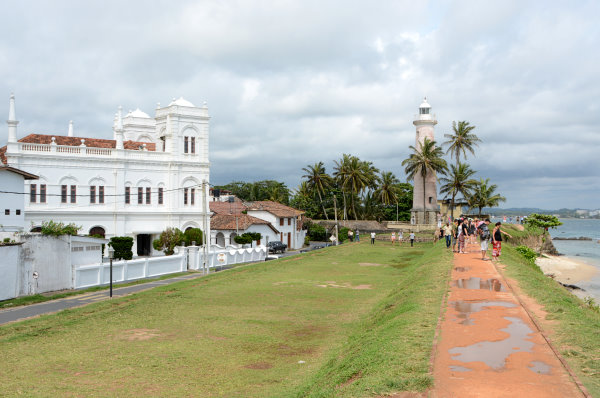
(210, 199, 306, 250)
(411, 98, 440, 225)
(0, 166, 38, 235)
(1, 94, 211, 256)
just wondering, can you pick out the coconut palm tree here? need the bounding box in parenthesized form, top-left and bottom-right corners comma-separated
(333, 155, 379, 220)
(402, 138, 448, 219)
(443, 121, 481, 167)
(468, 178, 506, 217)
(302, 162, 332, 220)
(439, 163, 478, 217)
(374, 171, 399, 206)
(333, 154, 352, 221)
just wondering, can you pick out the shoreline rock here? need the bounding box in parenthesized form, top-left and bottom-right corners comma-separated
(553, 236, 593, 241)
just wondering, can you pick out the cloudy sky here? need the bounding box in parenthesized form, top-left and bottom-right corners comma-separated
(1, 0, 599, 209)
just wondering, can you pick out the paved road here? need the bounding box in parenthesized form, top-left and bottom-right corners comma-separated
(0, 272, 207, 326)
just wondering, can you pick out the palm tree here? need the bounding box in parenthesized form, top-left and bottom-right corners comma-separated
(333, 154, 353, 221)
(468, 178, 506, 217)
(302, 162, 332, 220)
(402, 138, 448, 220)
(439, 163, 478, 217)
(374, 171, 399, 206)
(443, 121, 481, 167)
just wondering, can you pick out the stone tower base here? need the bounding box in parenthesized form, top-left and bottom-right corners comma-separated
(410, 210, 439, 226)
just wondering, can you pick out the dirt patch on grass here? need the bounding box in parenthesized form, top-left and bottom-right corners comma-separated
(118, 329, 162, 341)
(244, 362, 272, 370)
(359, 262, 383, 267)
(316, 281, 372, 289)
(274, 343, 316, 357)
(272, 281, 289, 285)
(336, 371, 363, 389)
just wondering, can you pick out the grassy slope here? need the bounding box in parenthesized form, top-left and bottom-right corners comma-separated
(500, 244, 600, 396)
(0, 241, 452, 397)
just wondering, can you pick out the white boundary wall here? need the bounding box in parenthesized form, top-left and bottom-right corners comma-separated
(1, 242, 266, 299)
(74, 245, 266, 289)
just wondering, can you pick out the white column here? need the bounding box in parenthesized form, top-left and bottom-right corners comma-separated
(7, 93, 18, 143)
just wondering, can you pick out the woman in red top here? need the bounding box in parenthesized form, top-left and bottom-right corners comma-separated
(492, 222, 512, 261)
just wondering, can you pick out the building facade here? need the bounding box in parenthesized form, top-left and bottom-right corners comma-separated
(1, 94, 211, 256)
(0, 166, 38, 236)
(411, 98, 440, 225)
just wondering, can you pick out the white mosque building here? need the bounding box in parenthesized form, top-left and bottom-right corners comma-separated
(1, 94, 211, 256)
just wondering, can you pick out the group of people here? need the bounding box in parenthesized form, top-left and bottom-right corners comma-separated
(441, 217, 512, 261)
(388, 231, 416, 246)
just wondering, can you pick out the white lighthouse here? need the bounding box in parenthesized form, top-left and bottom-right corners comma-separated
(411, 97, 439, 225)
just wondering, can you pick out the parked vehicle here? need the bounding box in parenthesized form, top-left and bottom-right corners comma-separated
(267, 241, 287, 253)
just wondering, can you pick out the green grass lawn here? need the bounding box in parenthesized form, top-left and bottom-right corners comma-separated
(501, 244, 600, 396)
(0, 241, 452, 397)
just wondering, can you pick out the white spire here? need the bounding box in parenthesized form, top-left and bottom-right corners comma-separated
(7, 93, 19, 143)
(115, 106, 124, 150)
(68, 120, 74, 137)
(117, 106, 123, 131)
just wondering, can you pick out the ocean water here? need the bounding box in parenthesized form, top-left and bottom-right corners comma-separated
(550, 219, 600, 301)
(493, 218, 600, 300)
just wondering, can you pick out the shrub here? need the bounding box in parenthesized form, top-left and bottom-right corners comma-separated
(40, 220, 81, 236)
(183, 228, 203, 246)
(515, 245, 537, 263)
(153, 227, 184, 255)
(234, 232, 261, 245)
(338, 227, 349, 242)
(108, 236, 134, 260)
(307, 223, 327, 241)
(3, 237, 10, 243)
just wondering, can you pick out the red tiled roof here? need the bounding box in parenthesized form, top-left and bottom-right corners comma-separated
(246, 201, 304, 218)
(18, 134, 156, 151)
(209, 199, 248, 215)
(0, 146, 6, 165)
(210, 214, 279, 233)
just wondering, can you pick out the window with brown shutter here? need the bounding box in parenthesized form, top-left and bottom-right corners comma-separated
(61, 185, 67, 203)
(40, 184, 46, 203)
(70, 185, 76, 203)
(30, 184, 37, 203)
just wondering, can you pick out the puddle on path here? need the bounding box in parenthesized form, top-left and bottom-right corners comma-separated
(449, 316, 534, 370)
(453, 300, 516, 325)
(528, 360, 552, 374)
(449, 365, 472, 372)
(454, 277, 505, 291)
(454, 267, 470, 272)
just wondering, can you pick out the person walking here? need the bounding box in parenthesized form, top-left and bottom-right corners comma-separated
(457, 219, 466, 254)
(443, 222, 452, 248)
(391, 231, 396, 244)
(398, 230, 403, 245)
(355, 229, 360, 242)
(370, 231, 376, 245)
(477, 218, 491, 260)
(348, 229, 354, 242)
(491, 222, 513, 262)
(409, 231, 415, 247)
(451, 220, 458, 252)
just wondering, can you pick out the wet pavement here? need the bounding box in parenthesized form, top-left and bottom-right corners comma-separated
(432, 243, 584, 398)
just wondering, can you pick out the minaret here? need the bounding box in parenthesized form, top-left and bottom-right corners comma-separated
(7, 93, 18, 143)
(114, 106, 124, 149)
(68, 120, 74, 137)
(411, 97, 439, 225)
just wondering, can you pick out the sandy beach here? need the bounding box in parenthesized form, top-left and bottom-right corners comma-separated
(536, 255, 599, 284)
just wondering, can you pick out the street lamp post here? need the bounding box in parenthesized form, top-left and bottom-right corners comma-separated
(108, 247, 114, 298)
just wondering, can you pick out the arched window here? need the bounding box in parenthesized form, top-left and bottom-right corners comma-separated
(89, 226, 106, 238)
